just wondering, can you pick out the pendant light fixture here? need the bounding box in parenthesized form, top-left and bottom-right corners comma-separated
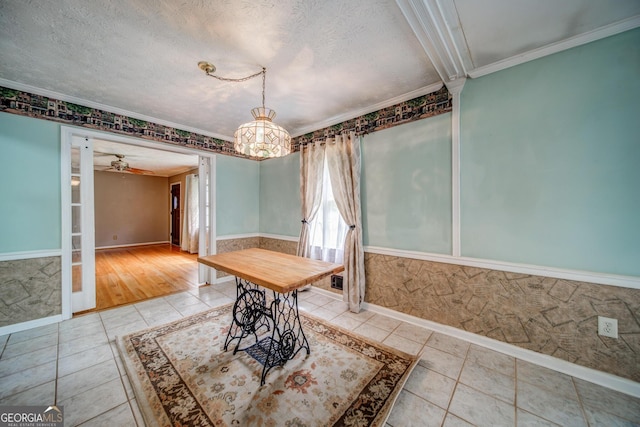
(198, 62, 291, 158)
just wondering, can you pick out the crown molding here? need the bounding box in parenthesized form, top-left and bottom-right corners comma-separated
(396, 2, 640, 85)
(0, 78, 232, 142)
(468, 15, 640, 78)
(290, 81, 443, 137)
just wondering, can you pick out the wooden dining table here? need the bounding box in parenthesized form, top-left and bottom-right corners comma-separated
(198, 248, 344, 385)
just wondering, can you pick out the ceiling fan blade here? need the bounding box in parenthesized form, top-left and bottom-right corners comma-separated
(127, 167, 154, 175)
(93, 151, 118, 158)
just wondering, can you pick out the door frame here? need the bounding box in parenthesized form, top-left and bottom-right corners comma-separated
(60, 126, 217, 319)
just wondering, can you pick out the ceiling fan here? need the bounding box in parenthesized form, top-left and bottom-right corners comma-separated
(100, 154, 154, 175)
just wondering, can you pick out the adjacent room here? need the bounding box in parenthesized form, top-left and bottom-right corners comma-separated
(0, 1, 639, 426)
(92, 139, 201, 311)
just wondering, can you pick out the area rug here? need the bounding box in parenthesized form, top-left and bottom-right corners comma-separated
(117, 303, 418, 427)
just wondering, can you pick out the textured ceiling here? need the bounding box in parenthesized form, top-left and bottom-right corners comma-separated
(1, 0, 639, 147)
(93, 139, 199, 177)
(454, 0, 640, 69)
(0, 0, 437, 139)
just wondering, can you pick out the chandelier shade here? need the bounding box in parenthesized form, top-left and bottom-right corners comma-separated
(234, 107, 291, 158)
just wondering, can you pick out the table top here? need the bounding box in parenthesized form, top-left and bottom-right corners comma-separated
(198, 248, 344, 294)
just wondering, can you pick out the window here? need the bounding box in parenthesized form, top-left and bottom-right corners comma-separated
(309, 157, 348, 264)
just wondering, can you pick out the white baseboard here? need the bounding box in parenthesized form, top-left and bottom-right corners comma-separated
(96, 241, 170, 250)
(0, 315, 63, 336)
(309, 287, 640, 398)
(214, 275, 235, 285)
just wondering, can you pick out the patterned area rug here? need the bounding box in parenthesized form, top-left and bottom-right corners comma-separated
(117, 304, 418, 427)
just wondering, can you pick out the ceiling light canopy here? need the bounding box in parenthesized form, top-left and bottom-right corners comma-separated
(199, 62, 291, 158)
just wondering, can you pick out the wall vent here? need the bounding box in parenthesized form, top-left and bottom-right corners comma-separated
(330, 275, 343, 290)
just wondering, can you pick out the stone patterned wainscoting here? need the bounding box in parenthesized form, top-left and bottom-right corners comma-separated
(215, 237, 260, 279)
(217, 236, 337, 291)
(253, 237, 639, 382)
(258, 237, 297, 256)
(365, 253, 640, 382)
(258, 237, 335, 291)
(0, 256, 62, 327)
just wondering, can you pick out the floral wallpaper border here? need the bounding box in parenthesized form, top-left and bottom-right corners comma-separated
(292, 86, 451, 150)
(0, 85, 451, 159)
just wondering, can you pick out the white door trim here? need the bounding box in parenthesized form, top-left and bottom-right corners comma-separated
(60, 125, 217, 316)
(61, 129, 96, 316)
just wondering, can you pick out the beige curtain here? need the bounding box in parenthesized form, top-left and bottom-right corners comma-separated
(297, 141, 325, 258)
(181, 174, 199, 254)
(326, 131, 365, 313)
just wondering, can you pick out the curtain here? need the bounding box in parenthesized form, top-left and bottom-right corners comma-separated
(297, 141, 325, 258)
(181, 174, 199, 254)
(308, 158, 348, 264)
(326, 131, 365, 313)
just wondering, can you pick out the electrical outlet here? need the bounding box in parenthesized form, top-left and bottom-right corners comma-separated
(113, 235, 118, 240)
(598, 316, 618, 339)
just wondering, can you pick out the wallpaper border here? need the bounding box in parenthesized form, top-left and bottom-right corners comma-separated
(0, 84, 451, 160)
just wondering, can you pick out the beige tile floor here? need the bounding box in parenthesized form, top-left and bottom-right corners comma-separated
(1, 284, 638, 426)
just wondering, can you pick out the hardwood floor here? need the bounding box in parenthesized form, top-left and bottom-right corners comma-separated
(94, 244, 201, 311)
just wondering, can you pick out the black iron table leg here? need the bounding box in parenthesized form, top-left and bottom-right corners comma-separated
(223, 277, 270, 352)
(224, 278, 311, 386)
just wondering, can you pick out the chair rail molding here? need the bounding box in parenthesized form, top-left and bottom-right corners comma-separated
(0, 249, 62, 262)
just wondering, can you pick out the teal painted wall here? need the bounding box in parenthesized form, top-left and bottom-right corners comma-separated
(460, 28, 640, 276)
(361, 114, 452, 253)
(257, 114, 453, 253)
(259, 152, 301, 237)
(216, 154, 260, 236)
(0, 113, 61, 252)
(2, 27, 637, 281)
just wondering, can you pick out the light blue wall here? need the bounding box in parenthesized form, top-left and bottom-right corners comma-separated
(460, 28, 640, 276)
(258, 114, 453, 253)
(259, 152, 301, 237)
(0, 113, 61, 252)
(362, 114, 452, 253)
(216, 154, 260, 236)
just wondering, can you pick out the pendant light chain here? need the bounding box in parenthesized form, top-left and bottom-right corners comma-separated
(262, 67, 266, 109)
(202, 68, 263, 83)
(202, 65, 267, 109)
(199, 61, 290, 158)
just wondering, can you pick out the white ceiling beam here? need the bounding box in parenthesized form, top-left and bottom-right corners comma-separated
(396, 0, 473, 87)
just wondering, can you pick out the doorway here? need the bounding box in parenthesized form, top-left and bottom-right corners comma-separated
(170, 182, 181, 246)
(61, 126, 216, 317)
